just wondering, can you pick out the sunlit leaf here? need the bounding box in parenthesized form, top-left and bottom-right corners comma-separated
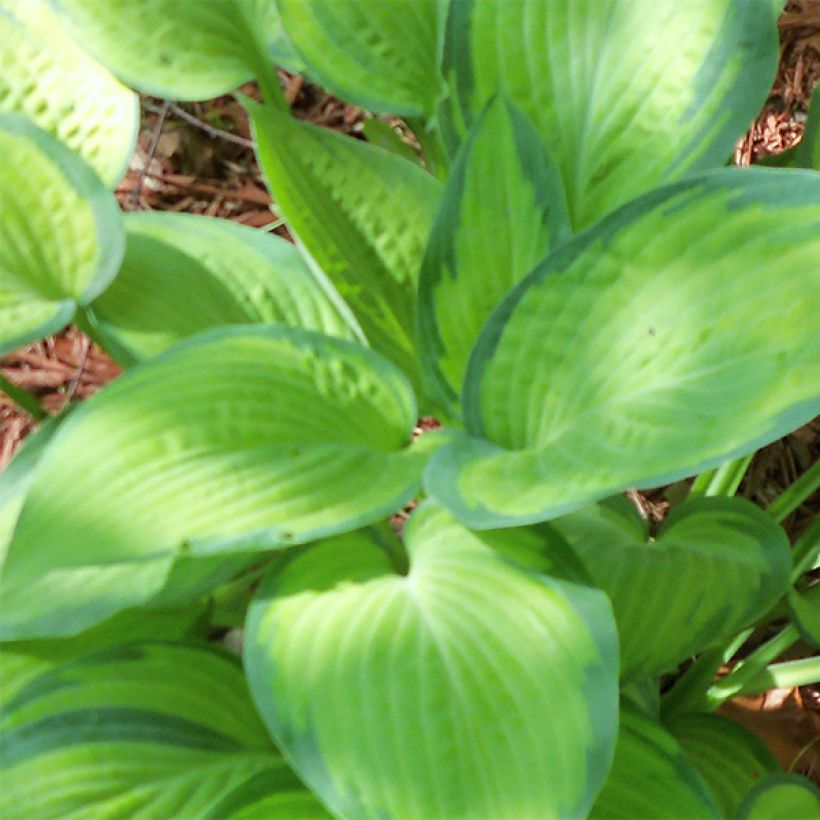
(0, 114, 123, 355)
(737, 773, 820, 819)
(0, 0, 137, 186)
(417, 94, 571, 414)
(426, 169, 820, 528)
(245, 502, 618, 819)
(0, 642, 326, 818)
(91, 212, 361, 364)
(247, 100, 441, 391)
(443, 0, 779, 228)
(277, 0, 442, 117)
(0, 326, 433, 639)
(552, 496, 791, 679)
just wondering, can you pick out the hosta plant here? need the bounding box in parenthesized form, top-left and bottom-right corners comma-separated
(1, 1, 819, 817)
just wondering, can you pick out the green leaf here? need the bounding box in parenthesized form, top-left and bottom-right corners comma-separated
(0, 642, 326, 818)
(247, 100, 442, 391)
(276, 0, 442, 117)
(590, 705, 720, 818)
(737, 773, 820, 819)
(796, 84, 820, 170)
(443, 0, 779, 228)
(552, 496, 791, 679)
(244, 502, 618, 819)
(0, 114, 124, 355)
(50, 0, 283, 101)
(788, 583, 820, 649)
(666, 712, 778, 817)
(0, 0, 137, 187)
(0, 326, 433, 639)
(91, 212, 361, 364)
(417, 95, 571, 414)
(426, 169, 820, 528)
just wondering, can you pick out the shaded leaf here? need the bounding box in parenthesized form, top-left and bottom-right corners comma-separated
(245, 502, 618, 819)
(426, 169, 820, 528)
(737, 773, 820, 819)
(0, 326, 432, 639)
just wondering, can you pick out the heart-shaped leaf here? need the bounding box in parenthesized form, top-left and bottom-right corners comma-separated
(552, 496, 791, 679)
(50, 0, 284, 101)
(590, 705, 720, 818)
(426, 169, 820, 528)
(245, 502, 618, 819)
(0, 326, 434, 639)
(737, 773, 820, 819)
(443, 0, 779, 228)
(277, 0, 442, 117)
(0, 114, 124, 355)
(0, 642, 326, 818)
(0, 0, 137, 186)
(417, 95, 571, 415)
(666, 713, 778, 818)
(247, 101, 442, 393)
(91, 212, 361, 364)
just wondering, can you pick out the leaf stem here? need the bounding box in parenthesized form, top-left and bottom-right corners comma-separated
(690, 454, 753, 498)
(735, 656, 820, 696)
(704, 624, 800, 710)
(791, 518, 820, 583)
(768, 460, 820, 524)
(0, 373, 48, 421)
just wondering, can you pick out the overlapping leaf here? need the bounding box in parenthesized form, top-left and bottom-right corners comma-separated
(277, 0, 442, 116)
(426, 169, 820, 528)
(0, 326, 433, 639)
(50, 0, 285, 100)
(0, 642, 325, 818)
(443, 0, 779, 228)
(0, 114, 124, 355)
(552, 496, 791, 679)
(0, 0, 137, 186)
(666, 713, 778, 817)
(248, 101, 441, 390)
(737, 773, 820, 818)
(590, 705, 720, 818)
(245, 503, 618, 819)
(91, 212, 360, 364)
(417, 95, 571, 414)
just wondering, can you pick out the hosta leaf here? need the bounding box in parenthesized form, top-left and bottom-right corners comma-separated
(245, 502, 618, 819)
(276, 0, 441, 117)
(552, 496, 791, 679)
(0, 326, 433, 639)
(737, 773, 820, 819)
(91, 212, 361, 364)
(0, 114, 124, 355)
(590, 705, 720, 818)
(0, 0, 137, 186)
(417, 95, 571, 414)
(50, 0, 283, 100)
(788, 583, 820, 649)
(0, 642, 325, 818)
(666, 713, 778, 817)
(426, 169, 820, 528)
(444, 0, 779, 228)
(247, 101, 442, 392)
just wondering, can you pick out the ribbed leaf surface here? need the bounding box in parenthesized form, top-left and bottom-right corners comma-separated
(590, 705, 720, 818)
(738, 773, 820, 818)
(0, 115, 123, 355)
(417, 95, 571, 414)
(552, 496, 791, 679)
(91, 212, 360, 363)
(0, 326, 431, 639)
(51, 0, 283, 99)
(426, 170, 820, 528)
(443, 0, 779, 228)
(0, 642, 325, 818)
(0, 0, 137, 186)
(245, 503, 618, 819)
(667, 713, 778, 817)
(277, 0, 441, 116)
(248, 101, 441, 390)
